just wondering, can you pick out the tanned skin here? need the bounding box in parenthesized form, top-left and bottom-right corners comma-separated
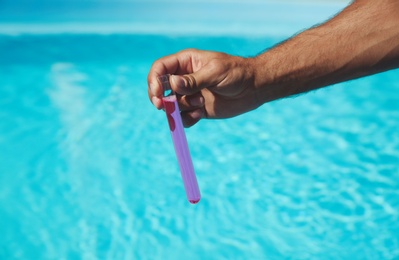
(148, 0, 399, 127)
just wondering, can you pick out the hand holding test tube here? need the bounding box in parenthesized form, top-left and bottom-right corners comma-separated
(158, 75, 201, 204)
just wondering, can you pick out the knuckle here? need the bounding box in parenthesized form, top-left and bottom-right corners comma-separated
(179, 48, 197, 57)
(183, 74, 197, 90)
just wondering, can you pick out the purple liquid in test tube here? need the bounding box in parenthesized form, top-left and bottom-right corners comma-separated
(158, 74, 201, 204)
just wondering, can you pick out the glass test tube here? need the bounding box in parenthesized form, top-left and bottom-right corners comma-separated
(158, 74, 201, 204)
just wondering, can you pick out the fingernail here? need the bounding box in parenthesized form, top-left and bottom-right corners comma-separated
(149, 83, 157, 96)
(190, 96, 204, 106)
(151, 96, 161, 109)
(191, 109, 203, 120)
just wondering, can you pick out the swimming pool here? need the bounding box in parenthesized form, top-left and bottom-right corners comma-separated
(1, 32, 398, 260)
(1, 3, 399, 260)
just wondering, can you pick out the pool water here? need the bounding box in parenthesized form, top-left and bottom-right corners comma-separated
(0, 34, 398, 259)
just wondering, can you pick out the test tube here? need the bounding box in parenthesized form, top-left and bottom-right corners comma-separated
(158, 74, 201, 204)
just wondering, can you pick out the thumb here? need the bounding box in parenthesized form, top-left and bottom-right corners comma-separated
(170, 64, 220, 95)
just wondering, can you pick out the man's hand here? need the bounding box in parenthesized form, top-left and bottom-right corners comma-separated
(148, 0, 399, 128)
(147, 49, 258, 127)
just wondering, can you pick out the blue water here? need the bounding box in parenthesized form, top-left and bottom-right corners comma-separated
(0, 1, 349, 36)
(0, 34, 399, 259)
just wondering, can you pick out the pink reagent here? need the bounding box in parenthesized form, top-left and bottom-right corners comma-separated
(158, 75, 201, 204)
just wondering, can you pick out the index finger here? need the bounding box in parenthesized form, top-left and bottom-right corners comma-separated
(147, 55, 179, 99)
(147, 51, 196, 98)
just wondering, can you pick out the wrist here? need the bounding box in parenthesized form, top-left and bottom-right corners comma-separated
(240, 56, 268, 109)
(251, 53, 285, 105)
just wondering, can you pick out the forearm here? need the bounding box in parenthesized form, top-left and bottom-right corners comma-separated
(252, 0, 399, 104)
